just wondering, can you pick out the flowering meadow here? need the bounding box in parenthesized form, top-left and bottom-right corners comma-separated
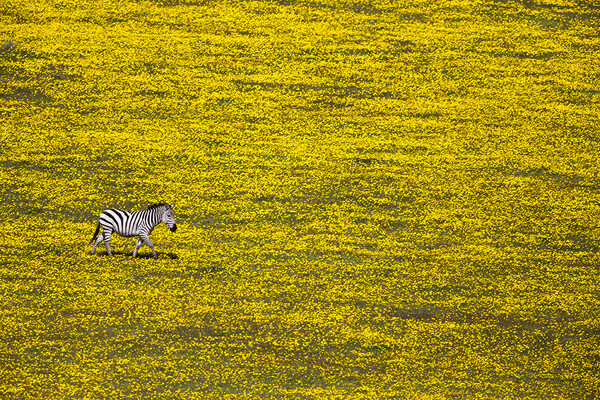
(1, 0, 599, 398)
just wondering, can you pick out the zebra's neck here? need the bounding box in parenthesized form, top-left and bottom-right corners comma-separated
(145, 206, 165, 227)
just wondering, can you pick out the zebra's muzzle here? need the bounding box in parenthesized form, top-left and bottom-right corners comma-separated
(170, 224, 177, 232)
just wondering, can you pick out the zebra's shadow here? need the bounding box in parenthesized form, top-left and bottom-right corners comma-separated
(95, 251, 179, 260)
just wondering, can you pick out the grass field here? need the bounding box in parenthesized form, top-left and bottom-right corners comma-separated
(1, 0, 599, 398)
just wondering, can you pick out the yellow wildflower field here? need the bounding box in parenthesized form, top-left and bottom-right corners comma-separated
(1, 0, 599, 398)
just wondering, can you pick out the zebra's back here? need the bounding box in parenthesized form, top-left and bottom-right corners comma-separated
(99, 208, 142, 237)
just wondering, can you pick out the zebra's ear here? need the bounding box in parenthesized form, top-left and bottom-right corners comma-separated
(171, 203, 176, 209)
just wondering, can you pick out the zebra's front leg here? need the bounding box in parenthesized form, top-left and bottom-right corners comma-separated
(141, 234, 157, 260)
(91, 233, 104, 255)
(133, 238, 144, 258)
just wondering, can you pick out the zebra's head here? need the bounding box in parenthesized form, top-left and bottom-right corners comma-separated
(162, 203, 177, 232)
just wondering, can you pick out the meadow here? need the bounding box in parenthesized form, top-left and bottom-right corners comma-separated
(1, 0, 599, 398)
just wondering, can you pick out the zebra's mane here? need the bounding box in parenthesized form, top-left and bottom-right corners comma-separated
(146, 202, 170, 210)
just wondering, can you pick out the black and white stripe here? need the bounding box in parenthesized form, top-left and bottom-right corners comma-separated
(90, 203, 177, 259)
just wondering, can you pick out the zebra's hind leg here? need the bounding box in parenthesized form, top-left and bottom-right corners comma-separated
(91, 233, 104, 255)
(133, 238, 143, 258)
(103, 229, 114, 256)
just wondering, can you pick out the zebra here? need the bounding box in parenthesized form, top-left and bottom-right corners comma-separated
(90, 203, 177, 260)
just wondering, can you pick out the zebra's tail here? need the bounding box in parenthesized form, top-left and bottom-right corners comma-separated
(90, 221, 101, 244)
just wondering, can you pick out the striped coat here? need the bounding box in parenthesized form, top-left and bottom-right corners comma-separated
(90, 203, 177, 259)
